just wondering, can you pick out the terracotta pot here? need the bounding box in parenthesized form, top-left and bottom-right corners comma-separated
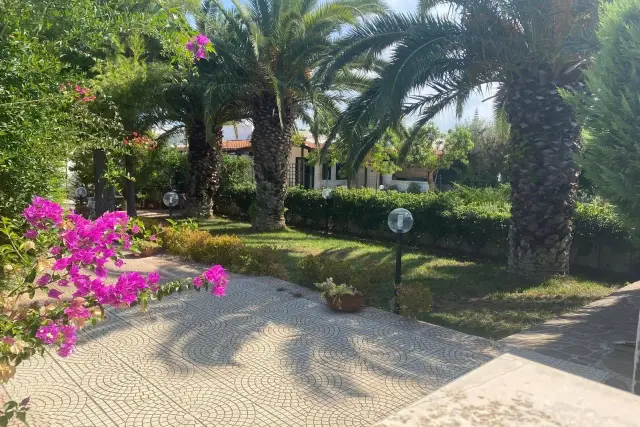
(138, 247, 162, 258)
(326, 293, 364, 313)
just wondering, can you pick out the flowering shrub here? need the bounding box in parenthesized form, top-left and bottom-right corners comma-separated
(0, 197, 228, 422)
(58, 82, 96, 103)
(185, 33, 212, 60)
(123, 132, 157, 151)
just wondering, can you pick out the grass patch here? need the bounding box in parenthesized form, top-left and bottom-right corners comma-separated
(198, 217, 623, 339)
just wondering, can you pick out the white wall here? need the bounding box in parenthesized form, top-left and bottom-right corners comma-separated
(381, 175, 430, 192)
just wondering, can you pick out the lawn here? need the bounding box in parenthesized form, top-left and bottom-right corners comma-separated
(196, 217, 624, 340)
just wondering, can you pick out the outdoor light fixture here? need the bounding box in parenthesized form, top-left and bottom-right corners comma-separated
(75, 187, 87, 199)
(388, 208, 414, 314)
(163, 191, 179, 218)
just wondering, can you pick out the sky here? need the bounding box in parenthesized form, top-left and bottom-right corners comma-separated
(217, 0, 496, 131)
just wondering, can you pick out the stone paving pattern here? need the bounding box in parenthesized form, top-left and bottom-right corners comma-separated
(501, 281, 640, 392)
(2, 256, 506, 427)
(1, 255, 632, 425)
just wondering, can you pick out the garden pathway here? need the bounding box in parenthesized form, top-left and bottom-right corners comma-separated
(501, 281, 640, 393)
(0, 255, 628, 426)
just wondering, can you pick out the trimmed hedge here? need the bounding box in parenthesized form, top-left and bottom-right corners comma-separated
(217, 185, 635, 267)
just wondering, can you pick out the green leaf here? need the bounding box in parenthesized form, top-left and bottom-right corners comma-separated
(0, 414, 9, 427)
(16, 411, 26, 423)
(25, 269, 36, 284)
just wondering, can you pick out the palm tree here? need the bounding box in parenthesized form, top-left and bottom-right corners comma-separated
(206, 0, 386, 230)
(323, 0, 598, 279)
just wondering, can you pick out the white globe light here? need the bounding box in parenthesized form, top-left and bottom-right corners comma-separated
(321, 188, 333, 200)
(163, 191, 179, 207)
(388, 208, 414, 234)
(379, 185, 385, 191)
(75, 187, 87, 198)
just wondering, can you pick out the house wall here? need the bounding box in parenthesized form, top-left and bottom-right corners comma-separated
(381, 175, 430, 192)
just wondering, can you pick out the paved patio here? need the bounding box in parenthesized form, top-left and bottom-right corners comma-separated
(3, 256, 504, 426)
(1, 255, 634, 425)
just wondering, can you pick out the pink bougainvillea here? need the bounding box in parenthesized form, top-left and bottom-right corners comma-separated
(1, 197, 228, 364)
(185, 33, 211, 61)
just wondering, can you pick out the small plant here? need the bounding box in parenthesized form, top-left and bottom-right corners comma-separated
(315, 277, 361, 309)
(406, 182, 423, 194)
(396, 284, 433, 318)
(0, 397, 29, 426)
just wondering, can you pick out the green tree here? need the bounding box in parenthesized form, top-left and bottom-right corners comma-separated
(460, 111, 510, 187)
(403, 124, 473, 189)
(207, 0, 385, 230)
(324, 0, 598, 278)
(570, 0, 640, 231)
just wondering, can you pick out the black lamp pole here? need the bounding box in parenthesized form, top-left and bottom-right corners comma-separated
(325, 198, 330, 234)
(394, 232, 403, 314)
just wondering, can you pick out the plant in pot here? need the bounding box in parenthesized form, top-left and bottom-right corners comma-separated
(130, 219, 164, 257)
(315, 278, 364, 312)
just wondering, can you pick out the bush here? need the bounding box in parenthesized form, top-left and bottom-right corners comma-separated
(297, 255, 393, 303)
(219, 185, 634, 262)
(164, 227, 288, 279)
(406, 182, 423, 194)
(220, 155, 254, 191)
(397, 285, 433, 317)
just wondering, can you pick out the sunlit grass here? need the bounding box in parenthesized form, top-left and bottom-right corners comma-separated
(198, 217, 624, 339)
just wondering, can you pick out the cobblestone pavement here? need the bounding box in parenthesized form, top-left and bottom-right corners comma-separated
(1, 255, 625, 426)
(2, 256, 504, 427)
(501, 281, 640, 393)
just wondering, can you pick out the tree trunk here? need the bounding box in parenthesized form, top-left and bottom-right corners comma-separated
(427, 171, 435, 191)
(505, 67, 582, 279)
(92, 149, 114, 217)
(124, 154, 137, 217)
(186, 120, 222, 218)
(251, 93, 296, 231)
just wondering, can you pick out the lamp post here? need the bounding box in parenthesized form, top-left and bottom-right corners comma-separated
(322, 188, 333, 234)
(163, 191, 179, 218)
(387, 208, 414, 314)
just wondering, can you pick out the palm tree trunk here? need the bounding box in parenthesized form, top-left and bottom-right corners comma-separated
(93, 149, 115, 217)
(186, 120, 222, 218)
(505, 68, 581, 279)
(251, 93, 296, 231)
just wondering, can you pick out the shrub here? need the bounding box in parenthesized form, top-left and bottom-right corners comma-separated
(239, 246, 289, 280)
(164, 229, 245, 267)
(164, 227, 288, 279)
(406, 182, 423, 194)
(220, 185, 634, 266)
(297, 255, 393, 302)
(396, 285, 433, 317)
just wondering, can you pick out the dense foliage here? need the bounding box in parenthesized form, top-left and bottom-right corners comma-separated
(570, 0, 640, 232)
(218, 185, 632, 257)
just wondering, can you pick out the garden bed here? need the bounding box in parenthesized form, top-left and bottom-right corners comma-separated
(193, 217, 624, 340)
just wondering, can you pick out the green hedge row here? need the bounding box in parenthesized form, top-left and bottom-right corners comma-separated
(217, 185, 633, 256)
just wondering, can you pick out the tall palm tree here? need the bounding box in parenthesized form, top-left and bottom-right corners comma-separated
(206, 0, 386, 230)
(323, 0, 598, 279)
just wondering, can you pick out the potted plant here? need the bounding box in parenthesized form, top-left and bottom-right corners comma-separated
(134, 239, 162, 257)
(315, 278, 364, 312)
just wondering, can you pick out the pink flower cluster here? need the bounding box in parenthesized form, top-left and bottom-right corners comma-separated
(23, 196, 64, 230)
(193, 265, 228, 296)
(58, 82, 96, 102)
(18, 197, 229, 358)
(123, 132, 156, 151)
(185, 33, 211, 60)
(35, 322, 77, 357)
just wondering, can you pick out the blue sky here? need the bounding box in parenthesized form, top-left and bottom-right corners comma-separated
(218, 0, 495, 130)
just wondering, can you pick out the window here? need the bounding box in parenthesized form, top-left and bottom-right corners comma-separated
(322, 164, 332, 180)
(335, 163, 345, 180)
